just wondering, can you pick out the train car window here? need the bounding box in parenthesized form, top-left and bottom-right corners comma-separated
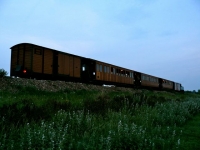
(113, 68, 116, 74)
(126, 71, 130, 77)
(82, 64, 86, 71)
(121, 70, 124, 76)
(107, 66, 109, 73)
(104, 66, 107, 73)
(118, 69, 121, 75)
(99, 65, 102, 72)
(96, 64, 99, 71)
(111, 67, 113, 74)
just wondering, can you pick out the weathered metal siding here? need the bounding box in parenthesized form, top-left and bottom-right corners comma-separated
(58, 53, 65, 75)
(69, 56, 74, 77)
(24, 47, 32, 70)
(64, 55, 70, 75)
(43, 49, 53, 74)
(33, 47, 42, 73)
(58, 53, 70, 75)
(73, 57, 81, 78)
(58, 53, 80, 78)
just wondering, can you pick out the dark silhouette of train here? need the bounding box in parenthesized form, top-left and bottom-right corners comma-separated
(10, 43, 184, 91)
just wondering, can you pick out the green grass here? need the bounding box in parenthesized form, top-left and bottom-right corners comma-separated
(178, 113, 200, 150)
(0, 85, 200, 149)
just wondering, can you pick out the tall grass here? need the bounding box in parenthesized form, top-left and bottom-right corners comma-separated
(0, 86, 200, 149)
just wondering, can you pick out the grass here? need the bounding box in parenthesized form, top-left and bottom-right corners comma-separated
(0, 84, 200, 149)
(178, 113, 200, 150)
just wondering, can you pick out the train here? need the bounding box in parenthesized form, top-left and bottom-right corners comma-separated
(10, 43, 184, 91)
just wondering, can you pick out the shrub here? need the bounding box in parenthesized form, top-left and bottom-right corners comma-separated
(0, 69, 8, 78)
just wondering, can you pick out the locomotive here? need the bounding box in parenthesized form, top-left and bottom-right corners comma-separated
(10, 43, 184, 91)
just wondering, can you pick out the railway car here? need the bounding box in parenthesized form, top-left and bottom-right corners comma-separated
(10, 43, 184, 91)
(11, 43, 83, 81)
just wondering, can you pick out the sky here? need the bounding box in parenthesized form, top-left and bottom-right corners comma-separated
(0, 0, 200, 91)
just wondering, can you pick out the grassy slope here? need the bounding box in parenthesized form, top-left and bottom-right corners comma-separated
(178, 113, 200, 150)
(0, 78, 200, 149)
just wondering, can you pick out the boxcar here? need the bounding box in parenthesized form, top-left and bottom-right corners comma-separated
(10, 43, 83, 81)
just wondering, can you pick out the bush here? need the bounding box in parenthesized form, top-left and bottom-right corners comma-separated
(0, 69, 8, 78)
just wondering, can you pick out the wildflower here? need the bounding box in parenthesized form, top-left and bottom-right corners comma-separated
(178, 139, 180, 145)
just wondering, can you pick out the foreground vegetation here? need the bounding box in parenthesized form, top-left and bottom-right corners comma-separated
(0, 80, 200, 149)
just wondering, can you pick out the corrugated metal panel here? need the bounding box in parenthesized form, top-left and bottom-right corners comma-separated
(44, 49, 53, 74)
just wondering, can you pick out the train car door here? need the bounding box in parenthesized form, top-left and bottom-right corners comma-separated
(81, 58, 96, 82)
(159, 78, 163, 89)
(134, 72, 141, 86)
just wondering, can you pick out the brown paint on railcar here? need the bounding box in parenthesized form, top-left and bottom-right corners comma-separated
(18, 45, 24, 65)
(24, 48, 31, 71)
(69, 56, 74, 77)
(58, 54, 70, 76)
(43, 49, 53, 74)
(73, 57, 81, 78)
(32, 47, 42, 73)
(141, 80, 159, 88)
(58, 53, 64, 75)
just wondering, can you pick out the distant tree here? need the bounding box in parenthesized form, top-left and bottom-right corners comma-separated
(193, 90, 196, 93)
(0, 69, 8, 78)
(198, 89, 200, 93)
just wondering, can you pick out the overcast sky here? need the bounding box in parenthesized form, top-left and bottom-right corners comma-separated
(0, 0, 200, 91)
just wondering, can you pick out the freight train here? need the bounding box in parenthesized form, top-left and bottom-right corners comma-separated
(10, 43, 184, 91)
